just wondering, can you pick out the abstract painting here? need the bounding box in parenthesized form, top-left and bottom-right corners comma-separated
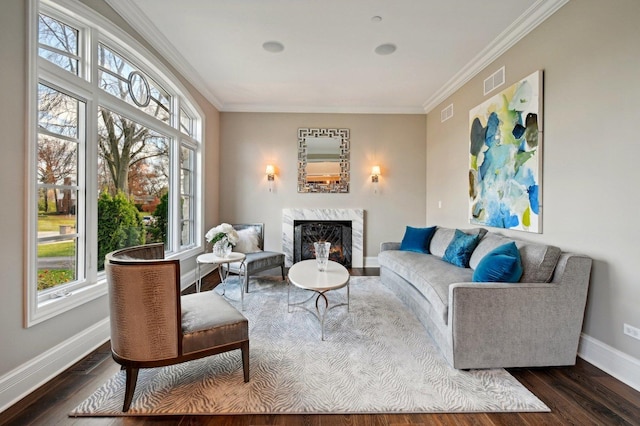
(469, 70, 543, 233)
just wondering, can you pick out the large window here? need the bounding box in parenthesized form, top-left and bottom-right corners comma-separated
(27, 0, 203, 325)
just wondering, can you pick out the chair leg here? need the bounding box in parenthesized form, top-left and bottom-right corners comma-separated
(281, 264, 285, 280)
(241, 341, 250, 382)
(122, 366, 139, 412)
(244, 272, 250, 293)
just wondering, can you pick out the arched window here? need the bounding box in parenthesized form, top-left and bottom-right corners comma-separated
(27, 0, 203, 326)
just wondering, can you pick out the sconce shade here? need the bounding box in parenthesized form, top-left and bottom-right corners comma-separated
(371, 165, 381, 184)
(265, 164, 275, 176)
(266, 165, 275, 192)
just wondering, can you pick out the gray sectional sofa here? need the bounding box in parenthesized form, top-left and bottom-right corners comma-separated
(378, 226, 592, 370)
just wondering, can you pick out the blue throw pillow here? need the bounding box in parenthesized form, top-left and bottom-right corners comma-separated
(399, 226, 436, 254)
(472, 242, 523, 283)
(442, 229, 480, 268)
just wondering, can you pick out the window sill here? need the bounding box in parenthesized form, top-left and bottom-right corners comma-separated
(27, 280, 107, 327)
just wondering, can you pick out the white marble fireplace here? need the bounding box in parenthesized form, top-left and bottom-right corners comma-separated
(282, 208, 364, 267)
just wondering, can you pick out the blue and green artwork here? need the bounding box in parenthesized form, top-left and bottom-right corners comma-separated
(469, 70, 542, 233)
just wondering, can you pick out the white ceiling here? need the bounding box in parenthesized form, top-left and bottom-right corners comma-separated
(106, 0, 567, 114)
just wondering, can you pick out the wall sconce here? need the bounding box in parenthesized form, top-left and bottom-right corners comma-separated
(265, 164, 275, 192)
(371, 165, 381, 193)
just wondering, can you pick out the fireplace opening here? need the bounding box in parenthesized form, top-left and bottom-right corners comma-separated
(293, 220, 352, 267)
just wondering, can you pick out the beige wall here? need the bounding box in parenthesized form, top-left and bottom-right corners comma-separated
(0, 0, 220, 377)
(219, 113, 427, 259)
(426, 0, 640, 359)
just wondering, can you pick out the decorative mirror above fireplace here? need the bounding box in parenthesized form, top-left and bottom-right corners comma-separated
(297, 128, 349, 193)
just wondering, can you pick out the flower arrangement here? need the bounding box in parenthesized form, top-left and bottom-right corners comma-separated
(205, 223, 239, 257)
(205, 223, 239, 246)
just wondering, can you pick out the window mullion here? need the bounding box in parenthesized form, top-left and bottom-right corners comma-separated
(38, 63, 92, 99)
(170, 135, 181, 253)
(85, 26, 99, 280)
(98, 91, 177, 137)
(38, 43, 81, 61)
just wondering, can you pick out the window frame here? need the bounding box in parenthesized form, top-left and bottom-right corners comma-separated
(36, 80, 87, 300)
(26, 0, 204, 327)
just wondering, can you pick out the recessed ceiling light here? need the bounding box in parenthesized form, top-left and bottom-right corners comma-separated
(371, 16, 382, 23)
(262, 41, 284, 53)
(374, 43, 396, 55)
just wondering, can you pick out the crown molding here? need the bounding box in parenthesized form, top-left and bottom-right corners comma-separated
(104, 0, 224, 111)
(221, 103, 427, 115)
(422, 0, 569, 113)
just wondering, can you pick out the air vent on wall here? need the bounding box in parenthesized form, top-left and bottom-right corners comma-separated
(441, 103, 453, 122)
(484, 66, 505, 95)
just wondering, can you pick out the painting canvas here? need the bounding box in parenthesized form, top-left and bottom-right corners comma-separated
(469, 70, 543, 233)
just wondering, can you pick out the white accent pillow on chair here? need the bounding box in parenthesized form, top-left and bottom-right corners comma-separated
(233, 228, 262, 253)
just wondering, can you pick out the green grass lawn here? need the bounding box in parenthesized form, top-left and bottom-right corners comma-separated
(38, 214, 75, 257)
(38, 269, 74, 291)
(38, 214, 75, 232)
(38, 241, 75, 257)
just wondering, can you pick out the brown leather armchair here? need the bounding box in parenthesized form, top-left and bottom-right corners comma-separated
(105, 243, 249, 411)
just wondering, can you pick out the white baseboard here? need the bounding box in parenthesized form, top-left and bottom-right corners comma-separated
(0, 318, 110, 413)
(578, 333, 640, 392)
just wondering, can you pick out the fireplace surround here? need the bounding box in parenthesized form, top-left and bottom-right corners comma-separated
(283, 208, 363, 267)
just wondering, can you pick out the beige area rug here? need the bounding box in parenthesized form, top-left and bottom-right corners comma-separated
(70, 276, 549, 416)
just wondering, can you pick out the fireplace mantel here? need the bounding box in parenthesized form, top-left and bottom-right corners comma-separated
(282, 208, 363, 267)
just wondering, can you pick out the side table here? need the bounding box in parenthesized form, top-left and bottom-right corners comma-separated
(196, 252, 246, 310)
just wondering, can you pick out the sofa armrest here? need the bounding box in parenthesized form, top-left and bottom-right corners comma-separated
(380, 242, 401, 252)
(448, 279, 585, 369)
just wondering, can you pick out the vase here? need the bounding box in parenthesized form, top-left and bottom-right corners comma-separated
(213, 239, 232, 257)
(314, 241, 331, 272)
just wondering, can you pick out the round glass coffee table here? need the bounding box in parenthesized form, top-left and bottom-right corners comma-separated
(287, 259, 350, 340)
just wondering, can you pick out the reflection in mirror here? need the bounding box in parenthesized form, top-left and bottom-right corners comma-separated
(298, 128, 349, 193)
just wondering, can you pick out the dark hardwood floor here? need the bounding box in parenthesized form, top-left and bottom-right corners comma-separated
(3, 269, 640, 425)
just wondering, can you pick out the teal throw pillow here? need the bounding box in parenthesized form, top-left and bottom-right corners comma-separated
(399, 226, 436, 254)
(472, 242, 523, 283)
(442, 229, 480, 268)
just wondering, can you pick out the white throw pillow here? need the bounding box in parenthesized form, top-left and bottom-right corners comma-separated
(233, 228, 262, 253)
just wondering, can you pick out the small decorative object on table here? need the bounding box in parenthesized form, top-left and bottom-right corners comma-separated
(206, 223, 239, 258)
(314, 241, 331, 271)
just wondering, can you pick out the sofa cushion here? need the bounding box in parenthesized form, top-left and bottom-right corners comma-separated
(472, 242, 523, 282)
(400, 226, 436, 254)
(469, 232, 561, 283)
(442, 229, 481, 268)
(378, 250, 473, 324)
(430, 227, 487, 258)
(517, 242, 561, 283)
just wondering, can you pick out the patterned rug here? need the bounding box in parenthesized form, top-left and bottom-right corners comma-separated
(70, 276, 549, 416)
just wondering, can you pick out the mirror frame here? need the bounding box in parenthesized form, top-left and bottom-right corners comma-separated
(297, 128, 350, 193)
